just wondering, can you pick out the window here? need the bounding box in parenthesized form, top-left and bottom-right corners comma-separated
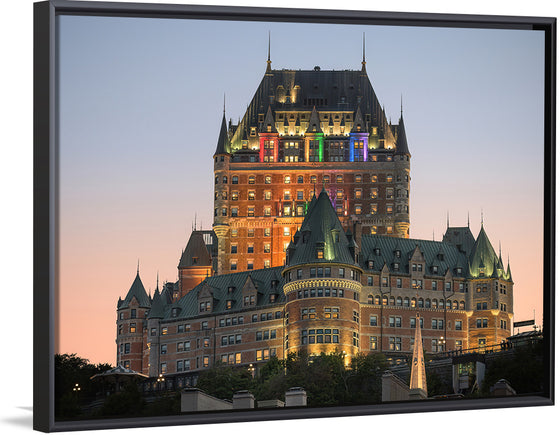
(161, 344, 167, 354)
(370, 315, 378, 326)
(129, 323, 136, 333)
(130, 309, 137, 319)
(455, 320, 463, 330)
(248, 175, 255, 184)
(161, 327, 168, 335)
(232, 175, 238, 184)
(284, 175, 291, 184)
(370, 336, 378, 350)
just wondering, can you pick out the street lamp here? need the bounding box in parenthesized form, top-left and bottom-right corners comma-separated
(438, 336, 446, 353)
(248, 364, 255, 379)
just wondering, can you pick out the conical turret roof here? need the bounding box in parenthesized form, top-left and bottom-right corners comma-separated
(214, 112, 231, 156)
(287, 188, 356, 267)
(395, 114, 410, 155)
(119, 271, 151, 309)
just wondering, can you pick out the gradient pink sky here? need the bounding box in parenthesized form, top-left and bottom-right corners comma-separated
(57, 16, 545, 365)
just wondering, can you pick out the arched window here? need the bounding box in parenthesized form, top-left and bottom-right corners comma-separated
(411, 298, 417, 308)
(404, 297, 410, 308)
(439, 299, 445, 309)
(382, 296, 388, 306)
(248, 175, 256, 184)
(425, 299, 431, 308)
(368, 295, 374, 304)
(418, 298, 424, 308)
(396, 296, 402, 307)
(452, 300, 458, 310)
(375, 295, 381, 305)
(389, 296, 395, 306)
(459, 301, 465, 310)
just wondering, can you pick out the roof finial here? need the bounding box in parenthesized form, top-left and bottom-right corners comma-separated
(481, 208, 484, 226)
(400, 94, 403, 118)
(361, 33, 367, 73)
(266, 31, 272, 73)
(137, 259, 140, 275)
(446, 211, 449, 229)
(223, 93, 226, 115)
(467, 211, 470, 228)
(156, 271, 159, 291)
(194, 212, 197, 231)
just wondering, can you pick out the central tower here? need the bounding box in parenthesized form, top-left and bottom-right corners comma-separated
(213, 51, 411, 275)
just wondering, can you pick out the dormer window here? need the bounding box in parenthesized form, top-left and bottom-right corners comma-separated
(317, 248, 324, 259)
(367, 260, 374, 269)
(227, 286, 235, 294)
(395, 250, 401, 258)
(375, 248, 380, 256)
(393, 263, 399, 271)
(192, 257, 198, 264)
(432, 266, 438, 274)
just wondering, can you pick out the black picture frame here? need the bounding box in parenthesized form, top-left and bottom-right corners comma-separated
(33, 0, 556, 432)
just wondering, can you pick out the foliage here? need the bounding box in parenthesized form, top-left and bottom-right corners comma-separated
(100, 381, 145, 417)
(54, 353, 112, 419)
(195, 362, 253, 400)
(481, 340, 545, 395)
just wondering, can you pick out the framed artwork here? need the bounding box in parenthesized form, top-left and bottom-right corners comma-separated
(33, 0, 555, 432)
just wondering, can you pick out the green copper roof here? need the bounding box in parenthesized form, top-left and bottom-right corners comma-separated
(468, 225, 509, 279)
(360, 234, 469, 277)
(286, 189, 357, 268)
(119, 272, 151, 309)
(169, 267, 286, 320)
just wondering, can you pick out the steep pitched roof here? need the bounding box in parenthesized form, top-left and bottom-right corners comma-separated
(259, 106, 277, 133)
(229, 67, 396, 149)
(178, 231, 212, 268)
(305, 106, 322, 134)
(287, 188, 357, 267)
(119, 272, 151, 309)
(148, 288, 165, 319)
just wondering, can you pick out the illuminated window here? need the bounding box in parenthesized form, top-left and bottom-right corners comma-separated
(336, 174, 343, 183)
(354, 189, 362, 199)
(370, 336, 378, 350)
(230, 260, 237, 271)
(370, 188, 378, 199)
(264, 207, 271, 217)
(248, 207, 255, 217)
(264, 190, 272, 200)
(248, 175, 255, 184)
(355, 204, 362, 215)
(248, 229, 255, 237)
(264, 228, 271, 237)
(248, 191, 255, 200)
(129, 323, 136, 333)
(265, 175, 272, 184)
(284, 175, 291, 184)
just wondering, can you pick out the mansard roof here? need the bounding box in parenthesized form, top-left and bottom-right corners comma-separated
(118, 271, 151, 309)
(360, 234, 469, 277)
(229, 67, 396, 149)
(178, 230, 212, 268)
(170, 267, 286, 320)
(286, 188, 357, 268)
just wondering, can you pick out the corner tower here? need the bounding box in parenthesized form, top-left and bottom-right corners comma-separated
(282, 189, 364, 360)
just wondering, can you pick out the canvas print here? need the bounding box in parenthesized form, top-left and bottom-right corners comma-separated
(53, 9, 548, 424)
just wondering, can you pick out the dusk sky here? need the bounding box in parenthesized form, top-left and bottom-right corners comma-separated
(57, 14, 545, 365)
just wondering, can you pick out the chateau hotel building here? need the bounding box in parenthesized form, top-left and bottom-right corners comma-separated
(115, 52, 514, 384)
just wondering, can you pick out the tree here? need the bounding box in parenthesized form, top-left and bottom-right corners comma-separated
(54, 353, 112, 419)
(195, 362, 253, 400)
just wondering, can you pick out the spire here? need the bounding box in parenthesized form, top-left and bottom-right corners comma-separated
(120, 269, 151, 309)
(409, 313, 427, 396)
(446, 211, 449, 229)
(137, 259, 139, 275)
(361, 32, 367, 75)
(467, 211, 470, 228)
(266, 31, 272, 74)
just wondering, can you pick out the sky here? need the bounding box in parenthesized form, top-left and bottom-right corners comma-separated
(56, 14, 545, 365)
